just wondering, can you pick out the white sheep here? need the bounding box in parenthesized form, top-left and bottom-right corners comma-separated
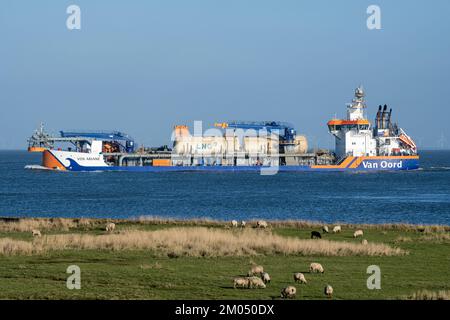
(106, 222, 116, 232)
(248, 276, 266, 289)
(31, 229, 41, 237)
(322, 225, 329, 233)
(353, 229, 364, 238)
(293, 272, 307, 284)
(261, 272, 271, 284)
(256, 220, 268, 229)
(361, 239, 368, 245)
(281, 286, 297, 299)
(324, 284, 333, 298)
(233, 277, 250, 289)
(248, 265, 264, 276)
(332, 225, 341, 233)
(309, 262, 324, 274)
(231, 220, 238, 228)
(241, 221, 246, 228)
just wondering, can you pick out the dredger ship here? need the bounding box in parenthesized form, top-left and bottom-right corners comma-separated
(27, 87, 419, 172)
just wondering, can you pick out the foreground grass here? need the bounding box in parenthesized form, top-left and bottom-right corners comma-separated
(0, 217, 449, 299)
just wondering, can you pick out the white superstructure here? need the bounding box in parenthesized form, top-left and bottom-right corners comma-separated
(327, 87, 417, 160)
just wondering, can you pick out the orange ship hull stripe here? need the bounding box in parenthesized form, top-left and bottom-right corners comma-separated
(311, 156, 355, 169)
(312, 155, 419, 169)
(42, 150, 67, 171)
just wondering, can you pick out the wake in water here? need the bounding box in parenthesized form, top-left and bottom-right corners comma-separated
(426, 167, 450, 171)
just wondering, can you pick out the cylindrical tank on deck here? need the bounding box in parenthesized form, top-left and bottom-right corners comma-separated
(294, 135, 308, 154)
(172, 124, 307, 156)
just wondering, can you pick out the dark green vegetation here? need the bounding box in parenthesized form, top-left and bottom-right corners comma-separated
(0, 218, 449, 299)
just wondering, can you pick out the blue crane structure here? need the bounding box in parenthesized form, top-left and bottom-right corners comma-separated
(224, 121, 297, 142)
(59, 131, 135, 152)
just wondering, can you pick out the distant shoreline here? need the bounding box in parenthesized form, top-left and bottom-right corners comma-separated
(1, 216, 449, 229)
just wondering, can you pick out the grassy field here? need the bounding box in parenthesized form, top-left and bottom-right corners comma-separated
(0, 217, 449, 300)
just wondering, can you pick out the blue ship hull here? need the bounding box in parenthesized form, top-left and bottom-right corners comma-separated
(63, 156, 419, 172)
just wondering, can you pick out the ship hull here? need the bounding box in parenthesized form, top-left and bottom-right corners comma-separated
(38, 150, 419, 172)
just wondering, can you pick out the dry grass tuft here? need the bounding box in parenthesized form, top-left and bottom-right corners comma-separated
(0, 238, 38, 255)
(0, 218, 78, 232)
(421, 233, 450, 242)
(77, 218, 92, 228)
(421, 225, 449, 234)
(2, 217, 448, 234)
(2, 227, 405, 257)
(136, 216, 223, 227)
(394, 236, 413, 243)
(406, 290, 450, 300)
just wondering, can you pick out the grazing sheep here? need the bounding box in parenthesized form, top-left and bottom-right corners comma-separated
(310, 262, 324, 274)
(241, 220, 246, 228)
(361, 239, 368, 245)
(311, 231, 322, 239)
(233, 277, 250, 289)
(31, 229, 41, 237)
(105, 222, 116, 232)
(293, 272, 307, 284)
(248, 265, 264, 276)
(231, 220, 238, 228)
(261, 272, 271, 284)
(324, 284, 333, 298)
(256, 220, 268, 229)
(322, 225, 329, 233)
(248, 276, 266, 289)
(332, 225, 342, 233)
(353, 229, 364, 238)
(281, 286, 297, 299)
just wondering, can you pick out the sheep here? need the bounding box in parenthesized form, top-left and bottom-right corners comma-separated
(324, 284, 333, 298)
(231, 220, 238, 228)
(281, 286, 297, 299)
(293, 272, 307, 284)
(332, 225, 341, 233)
(233, 277, 250, 289)
(310, 262, 324, 274)
(105, 222, 116, 232)
(261, 272, 271, 284)
(311, 231, 321, 239)
(361, 239, 368, 245)
(31, 229, 41, 237)
(353, 229, 364, 238)
(256, 220, 268, 229)
(248, 276, 266, 289)
(322, 225, 329, 233)
(248, 265, 264, 276)
(241, 220, 246, 228)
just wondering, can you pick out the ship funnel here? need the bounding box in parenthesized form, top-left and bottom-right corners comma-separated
(376, 105, 382, 129)
(380, 105, 388, 129)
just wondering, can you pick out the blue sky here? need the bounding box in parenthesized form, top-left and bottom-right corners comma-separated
(1, 0, 449, 149)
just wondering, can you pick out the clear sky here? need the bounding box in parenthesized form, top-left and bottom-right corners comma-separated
(1, 0, 449, 149)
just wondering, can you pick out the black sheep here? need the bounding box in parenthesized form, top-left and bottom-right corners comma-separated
(311, 231, 321, 239)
